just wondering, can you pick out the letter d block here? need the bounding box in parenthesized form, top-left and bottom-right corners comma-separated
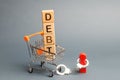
(42, 10, 54, 23)
(44, 45, 56, 60)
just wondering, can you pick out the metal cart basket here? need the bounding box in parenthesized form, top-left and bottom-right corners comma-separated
(25, 37, 65, 77)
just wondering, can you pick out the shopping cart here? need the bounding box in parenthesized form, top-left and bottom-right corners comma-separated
(24, 31, 65, 77)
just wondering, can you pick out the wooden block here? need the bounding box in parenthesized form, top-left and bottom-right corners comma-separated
(42, 10, 56, 61)
(43, 34, 56, 45)
(42, 10, 54, 23)
(43, 23, 55, 35)
(44, 45, 56, 61)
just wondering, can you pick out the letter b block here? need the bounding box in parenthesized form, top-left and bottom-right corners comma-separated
(43, 34, 55, 45)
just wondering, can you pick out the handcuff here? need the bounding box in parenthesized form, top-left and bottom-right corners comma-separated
(77, 58, 89, 69)
(56, 59, 89, 75)
(56, 64, 71, 75)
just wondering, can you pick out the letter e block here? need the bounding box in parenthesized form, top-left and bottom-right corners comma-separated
(43, 23, 55, 35)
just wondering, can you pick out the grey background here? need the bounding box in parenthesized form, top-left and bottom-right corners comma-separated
(0, 0, 120, 80)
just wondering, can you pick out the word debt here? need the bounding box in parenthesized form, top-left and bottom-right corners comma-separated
(42, 10, 56, 60)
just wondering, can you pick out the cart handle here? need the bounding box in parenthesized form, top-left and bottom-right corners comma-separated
(24, 30, 44, 42)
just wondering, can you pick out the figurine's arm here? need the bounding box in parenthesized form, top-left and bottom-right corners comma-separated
(24, 30, 44, 42)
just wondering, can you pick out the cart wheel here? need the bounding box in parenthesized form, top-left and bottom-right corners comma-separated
(48, 72, 54, 77)
(28, 67, 33, 73)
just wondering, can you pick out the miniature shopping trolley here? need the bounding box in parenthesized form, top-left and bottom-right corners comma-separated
(24, 31, 65, 77)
